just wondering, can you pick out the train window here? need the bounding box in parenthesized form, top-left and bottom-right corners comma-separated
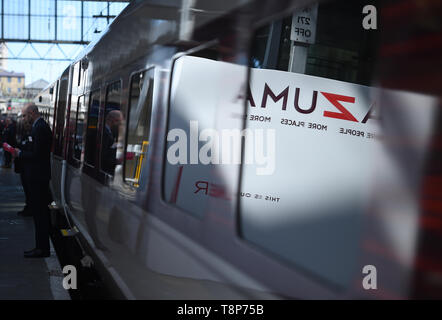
(249, 1, 378, 85)
(77, 62, 81, 87)
(238, 0, 381, 289)
(72, 62, 80, 89)
(73, 95, 85, 161)
(100, 81, 123, 176)
(79, 59, 88, 91)
(50, 81, 58, 132)
(54, 70, 69, 156)
(84, 89, 100, 166)
(124, 69, 154, 187)
(67, 96, 78, 164)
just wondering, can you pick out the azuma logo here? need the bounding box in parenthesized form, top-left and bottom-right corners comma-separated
(240, 82, 380, 124)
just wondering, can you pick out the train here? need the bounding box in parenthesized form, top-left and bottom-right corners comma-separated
(34, 0, 442, 299)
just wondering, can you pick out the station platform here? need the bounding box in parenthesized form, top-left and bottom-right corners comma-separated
(0, 157, 70, 300)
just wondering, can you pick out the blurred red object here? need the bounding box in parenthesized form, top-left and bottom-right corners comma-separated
(2, 143, 15, 154)
(126, 152, 135, 160)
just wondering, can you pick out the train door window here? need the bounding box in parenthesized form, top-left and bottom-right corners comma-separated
(72, 62, 80, 89)
(50, 81, 58, 132)
(163, 37, 249, 219)
(239, 0, 381, 289)
(79, 59, 88, 93)
(67, 96, 77, 164)
(73, 95, 85, 162)
(124, 69, 154, 187)
(84, 90, 100, 166)
(77, 61, 82, 87)
(54, 70, 69, 156)
(100, 81, 122, 176)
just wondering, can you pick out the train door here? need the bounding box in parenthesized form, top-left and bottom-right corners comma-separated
(143, 5, 264, 298)
(51, 67, 71, 203)
(94, 68, 157, 266)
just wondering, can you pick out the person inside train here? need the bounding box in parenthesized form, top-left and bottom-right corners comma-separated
(101, 109, 124, 175)
(13, 103, 53, 258)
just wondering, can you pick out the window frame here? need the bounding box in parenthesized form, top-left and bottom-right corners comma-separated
(160, 39, 231, 219)
(123, 66, 155, 188)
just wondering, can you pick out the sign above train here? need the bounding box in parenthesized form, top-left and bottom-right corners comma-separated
(290, 3, 319, 44)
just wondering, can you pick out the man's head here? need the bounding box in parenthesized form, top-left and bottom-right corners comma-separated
(22, 103, 40, 125)
(23, 119, 32, 134)
(105, 110, 123, 132)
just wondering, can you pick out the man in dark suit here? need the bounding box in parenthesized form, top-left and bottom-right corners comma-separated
(13, 104, 52, 258)
(15, 120, 33, 216)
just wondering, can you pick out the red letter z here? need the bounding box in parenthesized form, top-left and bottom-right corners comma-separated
(321, 92, 358, 122)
